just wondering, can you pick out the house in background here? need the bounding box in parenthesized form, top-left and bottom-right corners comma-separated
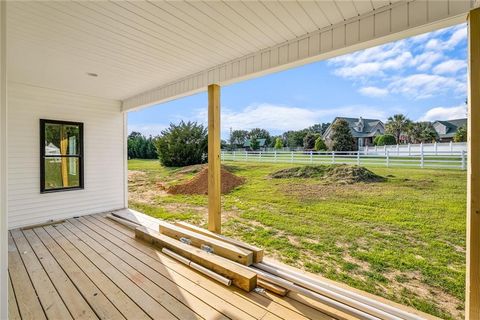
(432, 118, 467, 142)
(243, 138, 267, 151)
(323, 117, 385, 150)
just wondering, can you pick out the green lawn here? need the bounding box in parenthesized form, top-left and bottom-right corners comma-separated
(128, 159, 466, 319)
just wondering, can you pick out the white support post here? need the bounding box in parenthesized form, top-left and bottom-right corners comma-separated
(384, 145, 387, 155)
(397, 144, 400, 156)
(450, 140, 453, 153)
(290, 151, 293, 163)
(332, 151, 335, 164)
(357, 151, 360, 165)
(434, 142, 438, 156)
(365, 145, 369, 155)
(0, 1, 7, 317)
(375, 145, 378, 153)
(386, 151, 390, 168)
(259, 151, 261, 161)
(245, 151, 248, 161)
(462, 150, 466, 170)
(467, 8, 480, 318)
(310, 151, 313, 164)
(274, 151, 277, 162)
(233, 151, 236, 161)
(408, 143, 411, 156)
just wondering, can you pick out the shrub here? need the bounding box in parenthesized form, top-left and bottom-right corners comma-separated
(314, 137, 327, 151)
(303, 132, 320, 150)
(250, 136, 260, 150)
(154, 121, 207, 167)
(374, 134, 397, 146)
(454, 126, 467, 142)
(274, 137, 283, 149)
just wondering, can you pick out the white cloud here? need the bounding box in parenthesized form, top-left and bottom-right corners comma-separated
(425, 25, 467, 51)
(358, 86, 389, 97)
(418, 105, 467, 121)
(128, 123, 168, 136)
(433, 59, 467, 74)
(411, 51, 444, 71)
(388, 74, 466, 99)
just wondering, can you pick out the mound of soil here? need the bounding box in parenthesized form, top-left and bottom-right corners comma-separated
(271, 164, 385, 184)
(168, 167, 245, 195)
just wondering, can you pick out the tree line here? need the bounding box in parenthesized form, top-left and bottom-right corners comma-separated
(129, 114, 467, 166)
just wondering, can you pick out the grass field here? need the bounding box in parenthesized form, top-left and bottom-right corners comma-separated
(128, 159, 466, 319)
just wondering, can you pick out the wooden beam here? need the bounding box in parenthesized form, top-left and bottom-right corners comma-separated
(208, 84, 221, 233)
(158, 220, 253, 265)
(174, 221, 264, 263)
(467, 7, 480, 320)
(135, 226, 257, 291)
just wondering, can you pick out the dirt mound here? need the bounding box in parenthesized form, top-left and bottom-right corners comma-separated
(168, 167, 245, 195)
(271, 164, 385, 184)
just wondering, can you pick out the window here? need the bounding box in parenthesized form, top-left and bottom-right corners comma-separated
(40, 119, 84, 193)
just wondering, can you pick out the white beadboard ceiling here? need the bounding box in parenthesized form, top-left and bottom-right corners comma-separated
(6, 1, 476, 110)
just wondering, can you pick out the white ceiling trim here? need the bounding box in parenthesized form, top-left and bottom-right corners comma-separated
(122, 0, 475, 111)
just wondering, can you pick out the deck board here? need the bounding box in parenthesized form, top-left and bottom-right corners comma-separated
(8, 212, 337, 320)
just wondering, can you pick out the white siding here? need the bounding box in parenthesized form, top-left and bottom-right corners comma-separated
(7, 83, 125, 229)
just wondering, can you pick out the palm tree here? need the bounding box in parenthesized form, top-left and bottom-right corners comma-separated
(385, 114, 411, 144)
(407, 122, 438, 143)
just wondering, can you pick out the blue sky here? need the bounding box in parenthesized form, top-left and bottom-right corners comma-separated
(128, 23, 468, 139)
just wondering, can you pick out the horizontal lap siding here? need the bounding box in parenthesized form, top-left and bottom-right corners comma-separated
(8, 83, 124, 229)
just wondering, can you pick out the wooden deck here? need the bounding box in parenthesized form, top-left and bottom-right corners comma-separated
(7, 213, 338, 320)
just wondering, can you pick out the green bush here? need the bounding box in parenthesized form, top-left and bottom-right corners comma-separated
(374, 134, 397, 146)
(274, 137, 283, 149)
(303, 132, 320, 150)
(154, 121, 207, 167)
(454, 126, 467, 142)
(314, 137, 327, 151)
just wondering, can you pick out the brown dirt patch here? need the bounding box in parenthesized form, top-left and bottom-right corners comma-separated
(167, 167, 245, 195)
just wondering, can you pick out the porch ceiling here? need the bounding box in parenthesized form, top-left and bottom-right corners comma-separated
(6, 1, 476, 110)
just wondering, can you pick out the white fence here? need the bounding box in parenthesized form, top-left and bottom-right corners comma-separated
(221, 150, 467, 170)
(360, 142, 467, 156)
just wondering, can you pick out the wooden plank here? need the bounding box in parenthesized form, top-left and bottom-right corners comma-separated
(257, 279, 288, 296)
(174, 221, 263, 263)
(7, 233, 46, 320)
(98, 213, 338, 319)
(10, 229, 73, 319)
(53, 222, 176, 320)
(8, 274, 21, 320)
(85, 215, 262, 320)
(21, 219, 66, 230)
(208, 83, 221, 233)
(159, 220, 253, 265)
(42, 225, 150, 320)
(22, 229, 98, 319)
(33, 227, 126, 320)
(91, 214, 323, 320)
(136, 225, 257, 291)
(66, 218, 215, 320)
(467, 6, 480, 320)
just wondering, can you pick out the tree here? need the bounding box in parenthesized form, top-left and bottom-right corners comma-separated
(454, 126, 467, 142)
(248, 128, 271, 146)
(154, 121, 208, 167)
(127, 131, 158, 159)
(407, 122, 438, 143)
(373, 134, 397, 146)
(385, 114, 411, 144)
(314, 137, 327, 151)
(229, 130, 248, 149)
(274, 137, 283, 149)
(283, 129, 309, 149)
(309, 123, 331, 135)
(330, 119, 355, 151)
(249, 136, 260, 150)
(303, 132, 320, 150)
